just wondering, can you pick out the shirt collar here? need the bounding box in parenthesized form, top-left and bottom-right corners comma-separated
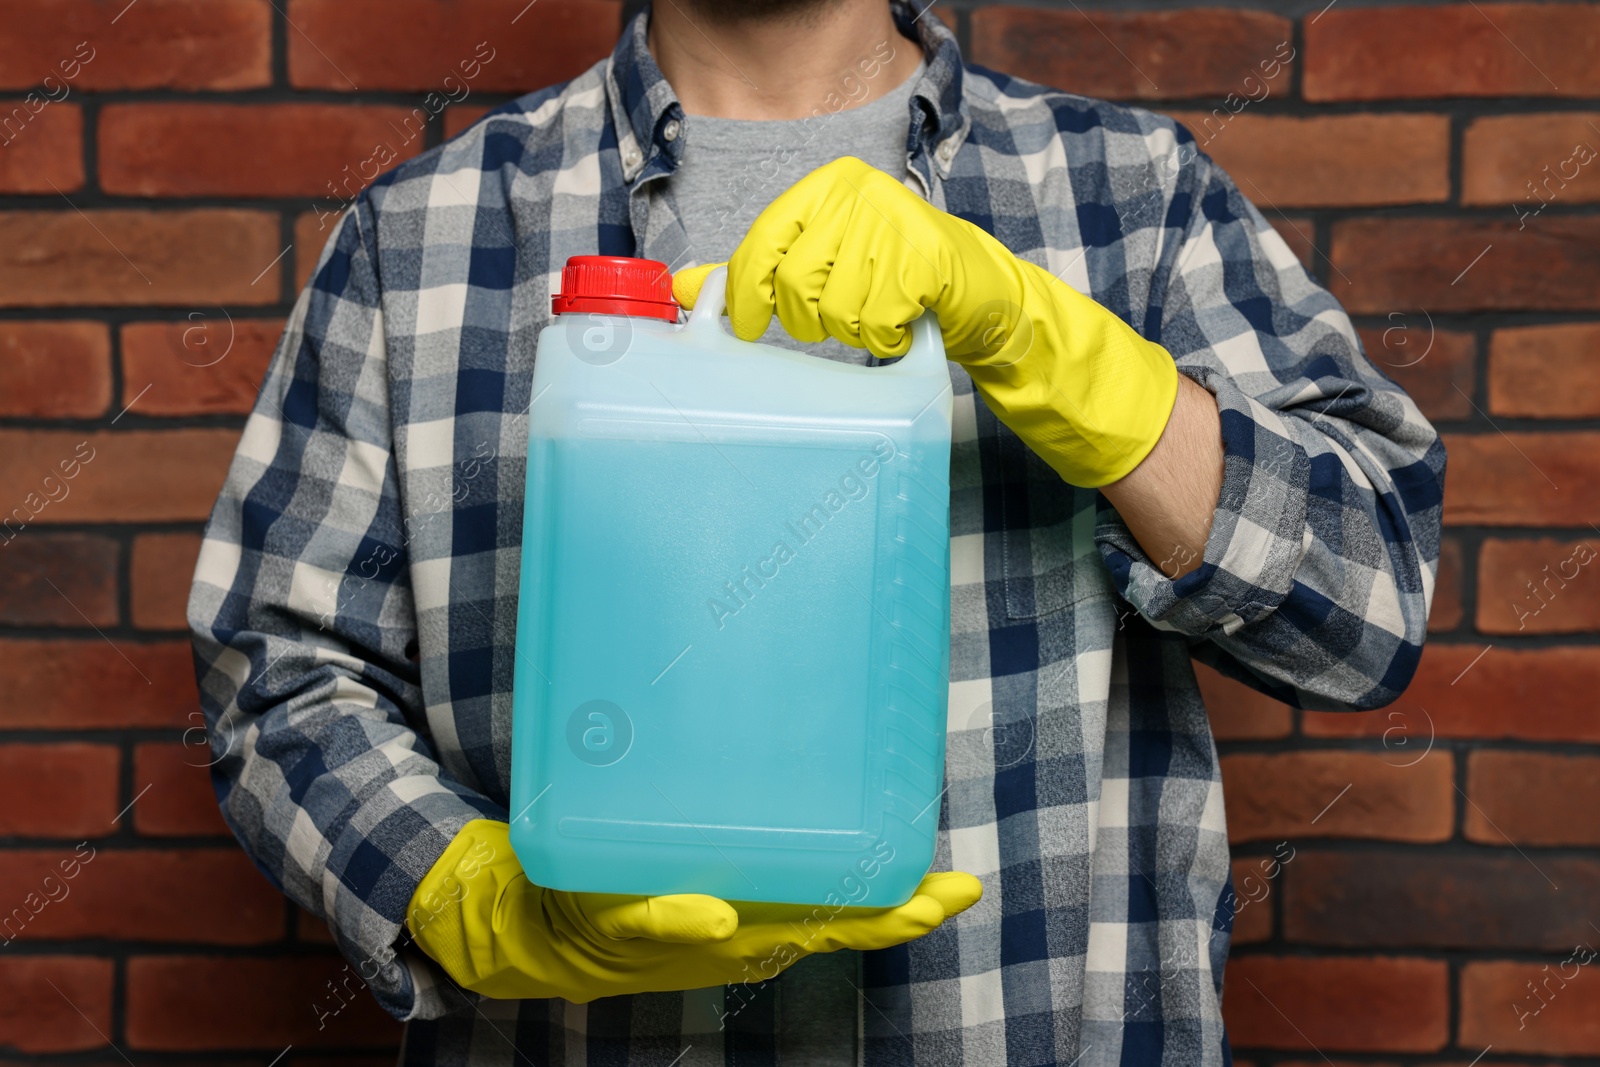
(603, 0, 969, 187)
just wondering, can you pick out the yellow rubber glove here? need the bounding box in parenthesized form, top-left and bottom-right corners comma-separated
(407, 820, 982, 1002)
(673, 156, 1180, 488)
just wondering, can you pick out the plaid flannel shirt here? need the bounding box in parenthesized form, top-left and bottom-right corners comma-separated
(188, 4, 1445, 1064)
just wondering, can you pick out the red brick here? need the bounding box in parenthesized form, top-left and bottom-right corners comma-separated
(1489, 323, 1600, 418)
(127, 955, 403, 1049)
(1467, 750, 1600, 848)
(1430, 537, 1464, 633)
(1331, 217, 1600, 314)
(100, 103, 428, 198)
(1357, 326, 1475, 424)
(0, 1062, 265, 1067)
(0, 102, 83, 193)
(0, 0, 270, 91)
(0, 956, 113, 1052)
(296, 906, 338, 944)
(445, 103, 495, 139)
(1305, 4, 1600, 101)
(1221, 750, 1453, 844)
(1228, 856, 1278, 945)
(971, 7, 1293, 101)
(1464, 113, 1600, 206)
(288, 0, 618, 92)
(0, 322, 110, 417)
(130, 532, 202, 631)
(133, 743, 231, 837)
(0, 533, 118, 627)
(1170, 113, 1448, 207)
(1461, 959, 1600, 1053)
(121, 319, 281, 417)
(1284, 851, 1598, 949)
(1267, 214, 1315, 269)
(0, 743, 119, 837)
(1477, 537, 1600, 634)
(1442, 432, 1600, 526)
(1304, 645, 1600, 743)
(0, 849, 281, 944)
(1223, 955, 1447, 1051)
(0, 210, 281, 307)
(0, 430, 238, 524)
(0, 1061, 265, 1067)
(0, 639, 196, 729)
(1194, 660, 1291, 740)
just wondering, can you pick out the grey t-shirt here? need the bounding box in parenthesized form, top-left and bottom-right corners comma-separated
(651, 57, 925, 362)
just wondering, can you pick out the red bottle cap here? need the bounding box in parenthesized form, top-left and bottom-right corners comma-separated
(551, 255, 680, 321)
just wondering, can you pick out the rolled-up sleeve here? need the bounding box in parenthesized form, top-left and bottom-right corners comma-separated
(1097, 129, 1447, 711)
(187, 196, 502, 1020)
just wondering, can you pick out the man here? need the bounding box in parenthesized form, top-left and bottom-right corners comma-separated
(188, 0, 1445, 1063)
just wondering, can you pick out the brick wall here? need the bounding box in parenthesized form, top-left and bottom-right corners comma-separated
(0, 0, 1595, 1061)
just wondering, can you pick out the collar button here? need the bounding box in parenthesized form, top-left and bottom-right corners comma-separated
(662, 119, 681, 143)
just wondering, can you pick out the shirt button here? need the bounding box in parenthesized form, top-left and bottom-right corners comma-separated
(936, 138, 957, 163)
(623, 147, 642, 169)
(662, 119, 681, 143)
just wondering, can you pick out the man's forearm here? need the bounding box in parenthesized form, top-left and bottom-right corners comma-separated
(1100, 373, 1224, 580)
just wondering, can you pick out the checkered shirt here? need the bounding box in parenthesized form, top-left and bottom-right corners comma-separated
(187, 4, 1446, 1064)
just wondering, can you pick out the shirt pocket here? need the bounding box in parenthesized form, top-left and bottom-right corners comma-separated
(995, 428, 1116, 620)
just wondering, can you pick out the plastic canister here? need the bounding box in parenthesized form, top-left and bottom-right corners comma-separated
(509, 255, 954, 907)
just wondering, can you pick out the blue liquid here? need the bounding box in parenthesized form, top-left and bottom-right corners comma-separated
(510, 432, 950, 906)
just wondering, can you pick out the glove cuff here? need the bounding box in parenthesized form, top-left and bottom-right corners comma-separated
(966, 260, 1180, 488)
(407, 818, 509, 987)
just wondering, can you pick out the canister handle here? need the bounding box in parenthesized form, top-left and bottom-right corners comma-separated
(683, 265, 946, 375)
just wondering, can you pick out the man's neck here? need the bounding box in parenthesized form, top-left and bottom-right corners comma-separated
(647, 0, 923, 120)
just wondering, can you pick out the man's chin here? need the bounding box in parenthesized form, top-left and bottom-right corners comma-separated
(681, 0, 848, 24)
